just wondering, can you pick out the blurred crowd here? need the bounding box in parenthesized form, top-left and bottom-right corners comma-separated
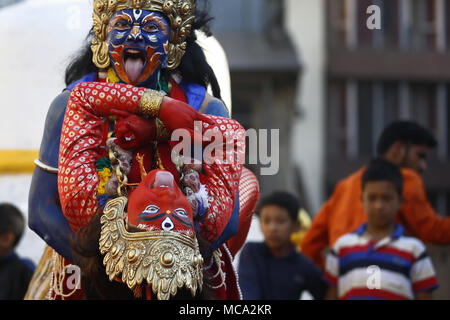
(1, 120, 448, 300)
(238, 120, 447, 300)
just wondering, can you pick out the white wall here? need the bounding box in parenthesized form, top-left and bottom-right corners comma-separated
(0, 0, 93, 264)
(285, 0, 326, 214)
(0, 0, 93, 150)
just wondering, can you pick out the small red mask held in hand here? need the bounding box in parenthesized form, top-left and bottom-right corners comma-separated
(127, 170, 195, 238)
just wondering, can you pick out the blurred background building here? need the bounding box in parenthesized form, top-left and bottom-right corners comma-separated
(208, 0, 450, 298)
(0, 0, 449, 298)
(0, 0, 22, 8)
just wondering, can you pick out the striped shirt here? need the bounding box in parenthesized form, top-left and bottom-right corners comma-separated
(324, 224, 439, 300)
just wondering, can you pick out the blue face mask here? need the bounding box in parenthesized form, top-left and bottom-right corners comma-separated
(108, 9, 170, 88)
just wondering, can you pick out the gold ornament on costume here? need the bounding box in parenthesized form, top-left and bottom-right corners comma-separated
(139, 89, 166, 117)
(92, 0, 195, 70)
(99, 197, 204, 300)
(155, 117, 171, 141)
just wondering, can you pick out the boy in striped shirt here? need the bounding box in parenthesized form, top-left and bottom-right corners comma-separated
(324, 159, 439, 300)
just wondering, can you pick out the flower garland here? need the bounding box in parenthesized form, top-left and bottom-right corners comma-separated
(95, 157, 113, 209)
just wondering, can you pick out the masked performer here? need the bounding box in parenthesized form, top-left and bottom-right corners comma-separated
(26, 0, 259, 300)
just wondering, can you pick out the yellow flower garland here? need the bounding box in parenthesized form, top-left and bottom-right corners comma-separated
(107, 68, 120, 83)
(97, 168, 113, 196)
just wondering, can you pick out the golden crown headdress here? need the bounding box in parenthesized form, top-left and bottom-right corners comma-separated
(92, 0, 196, 70)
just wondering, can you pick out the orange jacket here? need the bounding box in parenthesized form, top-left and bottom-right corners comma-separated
(302, 167, 450, 270)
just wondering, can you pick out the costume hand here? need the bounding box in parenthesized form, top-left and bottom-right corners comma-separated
(182, 168, 201, 193)
(115, 114, 156, 150)
(159, 97, 214, 134)
(184, 186, 199, 218)
(181, 161, 203, 218)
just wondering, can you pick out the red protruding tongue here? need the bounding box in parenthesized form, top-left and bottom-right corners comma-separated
(125, 58, 144, 83)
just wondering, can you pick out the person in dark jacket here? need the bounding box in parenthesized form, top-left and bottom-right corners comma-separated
(238, 192, 326, 300)
(0, 203, 35, 300)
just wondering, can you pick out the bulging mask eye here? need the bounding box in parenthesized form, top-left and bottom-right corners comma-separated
(143, 205, 160, 215)
(174, 208, 188, 219)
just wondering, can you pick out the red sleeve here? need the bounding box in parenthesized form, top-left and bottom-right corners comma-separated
(197, 116, 245, 244)
(399, 170, 450, 244)
(59, 81, 246, 243)
(58, 82, 146, 233)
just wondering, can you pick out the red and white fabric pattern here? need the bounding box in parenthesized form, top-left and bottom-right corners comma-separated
(58, 82, 245, 245)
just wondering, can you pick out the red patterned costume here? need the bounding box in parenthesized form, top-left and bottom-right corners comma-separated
(59, 82, 245, 242)
(53, 80, 257, 299)
(26, 0, 259, 300)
